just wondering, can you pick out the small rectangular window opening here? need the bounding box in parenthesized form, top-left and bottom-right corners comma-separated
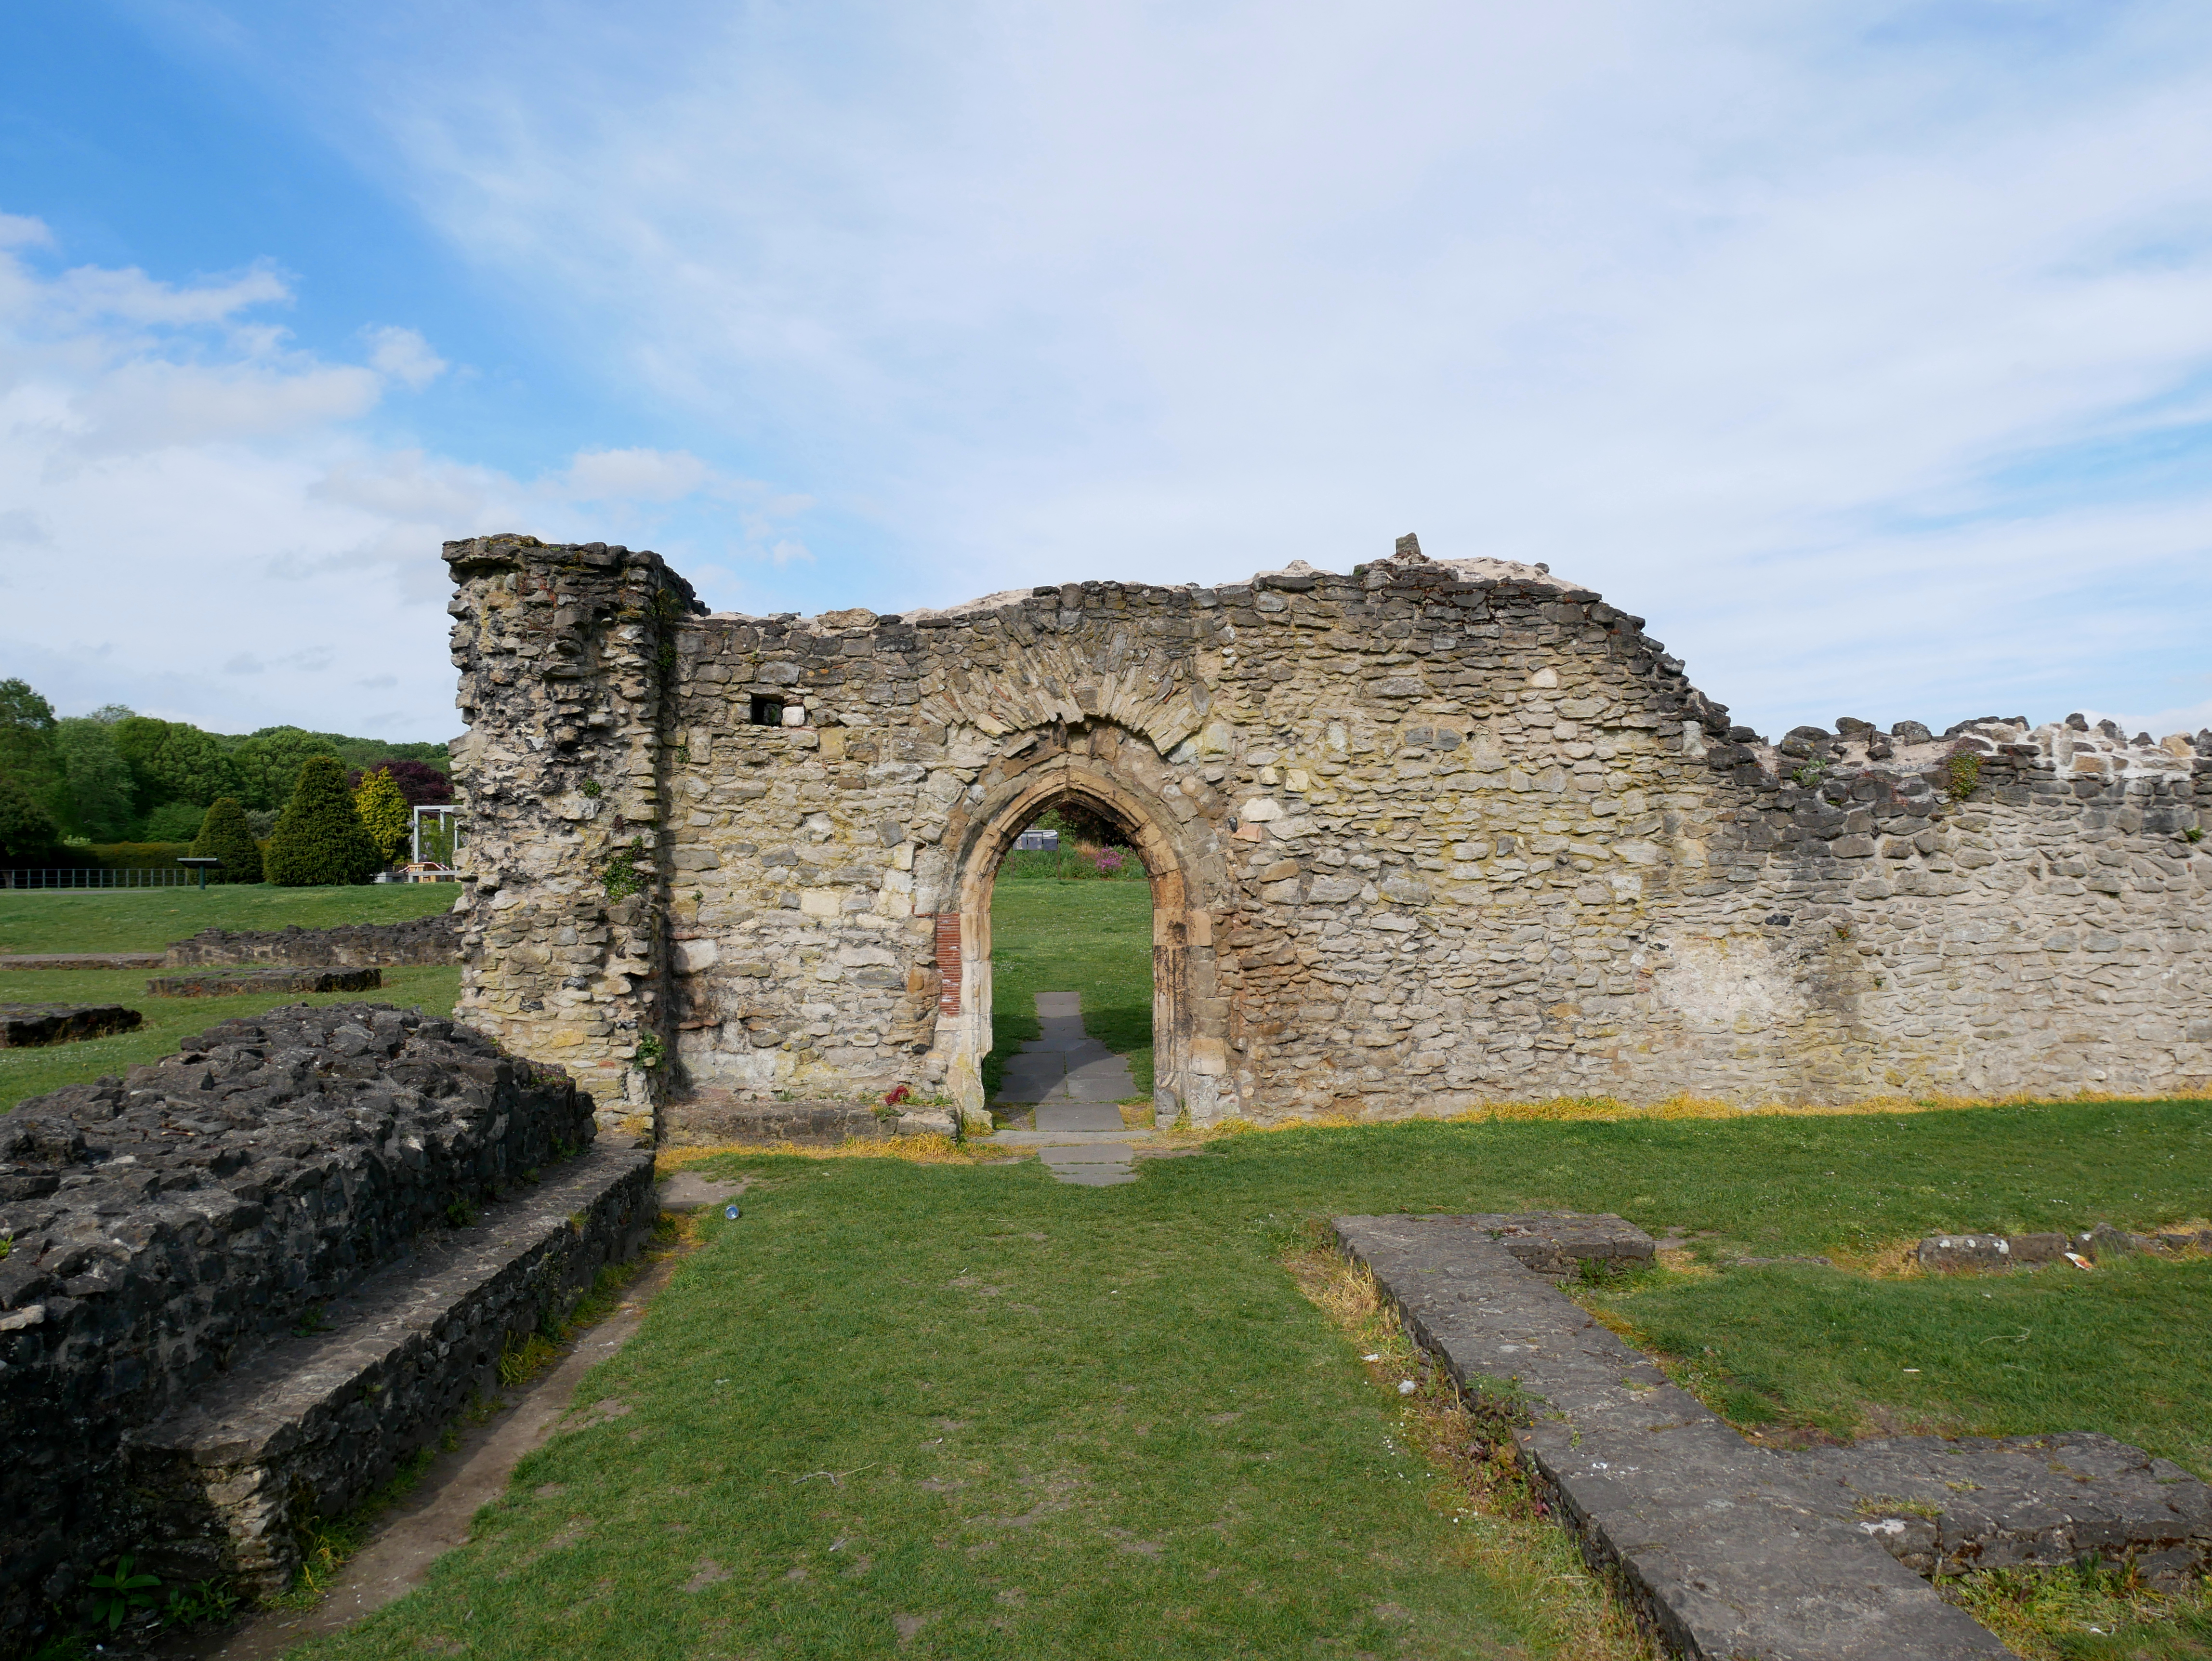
(749, 696, 785, 727)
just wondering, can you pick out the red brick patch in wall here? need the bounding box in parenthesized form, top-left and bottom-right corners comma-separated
(935, 912, 962, 1013)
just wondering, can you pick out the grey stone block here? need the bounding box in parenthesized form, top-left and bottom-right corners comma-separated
(1337, 1214, 2014, 1660)
(1034, 1104, 1123, 1132)
(659, 1097, 890, 1147)
(1789, 1433, 2212, 1590)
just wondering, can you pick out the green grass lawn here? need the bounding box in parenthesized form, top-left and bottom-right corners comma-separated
(0, 884, 464, 1111)
(285, 1101, 2212, 1661)
(0, 883, 458, 957)
(1, 964, 463, 1111)
(984, 880, 1152, 1100)
(1578, 1251, 2212, 1467)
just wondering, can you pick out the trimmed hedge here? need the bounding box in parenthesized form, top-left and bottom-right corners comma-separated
(264, 756, 382, 886)
(189, 796, 265, 884)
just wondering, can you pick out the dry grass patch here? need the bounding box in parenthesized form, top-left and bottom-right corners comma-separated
(655, 1133, 1028, 1173)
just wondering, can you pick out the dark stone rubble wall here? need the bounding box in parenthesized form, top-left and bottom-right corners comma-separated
(0, 1002, 595, 1645)
(161, 911, 463, 967)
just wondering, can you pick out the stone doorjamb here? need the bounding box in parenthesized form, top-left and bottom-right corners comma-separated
(938, 751, 1216, 1129)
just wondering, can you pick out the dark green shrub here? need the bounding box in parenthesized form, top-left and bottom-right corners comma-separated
(189, 796, 264, 883)
(264, 756, 382, 886)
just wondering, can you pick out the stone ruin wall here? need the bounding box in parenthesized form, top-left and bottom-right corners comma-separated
(442, 533, 2212, 1130)
(0, 1005, 624, 1639)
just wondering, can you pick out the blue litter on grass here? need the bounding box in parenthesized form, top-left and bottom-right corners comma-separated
(724, 1204, 742, 1220)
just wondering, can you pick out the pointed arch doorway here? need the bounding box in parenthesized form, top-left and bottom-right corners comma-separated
(934, 748, 1216, 1130)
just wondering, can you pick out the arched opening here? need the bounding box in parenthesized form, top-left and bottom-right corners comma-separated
(980, 791, 1154, 1129)
(936, 742, 1206, 1130)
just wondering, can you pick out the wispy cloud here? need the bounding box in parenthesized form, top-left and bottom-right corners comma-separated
(273, 0, 2212, 735)
(14, 1, 2212, 740)
(0, 218, 801, 733)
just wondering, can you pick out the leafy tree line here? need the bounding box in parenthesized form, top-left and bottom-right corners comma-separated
(0, 677, 453, 850)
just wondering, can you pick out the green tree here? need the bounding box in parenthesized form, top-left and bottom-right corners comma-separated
(143, 802, 210, 842)
(112, 716, 239, 818)
(0, 679, 65, 823)
(189, 795, 264, 883)
(352, 765, 412, 865)
(232, 726, 339, 812)
(56, 716, 133, 839)
(0, 771, 60, 859)
(264, 755, 382, 885)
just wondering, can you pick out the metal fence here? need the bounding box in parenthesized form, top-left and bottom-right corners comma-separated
(2, 867, 206, 889)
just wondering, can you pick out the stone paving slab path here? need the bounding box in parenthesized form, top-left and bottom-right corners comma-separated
(985, 993, 1144, 1183)
(1035, 1141, 1138, 1186)
(1336, 1215, 2014, 1661)
(991, 990, 1136, 1107)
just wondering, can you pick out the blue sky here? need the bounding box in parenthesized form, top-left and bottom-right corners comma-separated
(2, 0, 2209, 744)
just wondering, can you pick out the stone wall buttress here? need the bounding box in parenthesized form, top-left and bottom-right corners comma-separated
(444, 535, 700, 1130)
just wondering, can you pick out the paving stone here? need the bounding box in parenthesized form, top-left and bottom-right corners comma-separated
(1337, 1214, 2013, 1660)
(1789, 1433, 2212, 1590)
(0, 1002, 143, 1047)
(1034, 1103, 1124, 1132)
(1037, 1141, 1136, 1165)
(1052, 1168, 1137, 1186)
(658, 1170, 747, 1212)
(991, 992, 1137, 1106)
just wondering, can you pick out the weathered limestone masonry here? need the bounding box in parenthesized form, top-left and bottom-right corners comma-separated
(443, 532, 2212, 1131)
(445, 537, 702, 1123)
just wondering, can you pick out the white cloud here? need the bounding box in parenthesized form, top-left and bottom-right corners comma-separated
(0, 213, 53, 250)
(262, 0, 2212, 736)
(0, 219, 793, 734)
(557, 447, 720, 503)
(51, 260, 292, 328)
(364, 324, 448, 390)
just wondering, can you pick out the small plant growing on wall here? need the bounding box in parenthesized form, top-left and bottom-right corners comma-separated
(580, 778, 602, 798)
(602, 837, 646, 900)
(87, 1556, 162, 1632)
(634, 1032, 665, 1068)
(1945, 752, 1983, 802)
